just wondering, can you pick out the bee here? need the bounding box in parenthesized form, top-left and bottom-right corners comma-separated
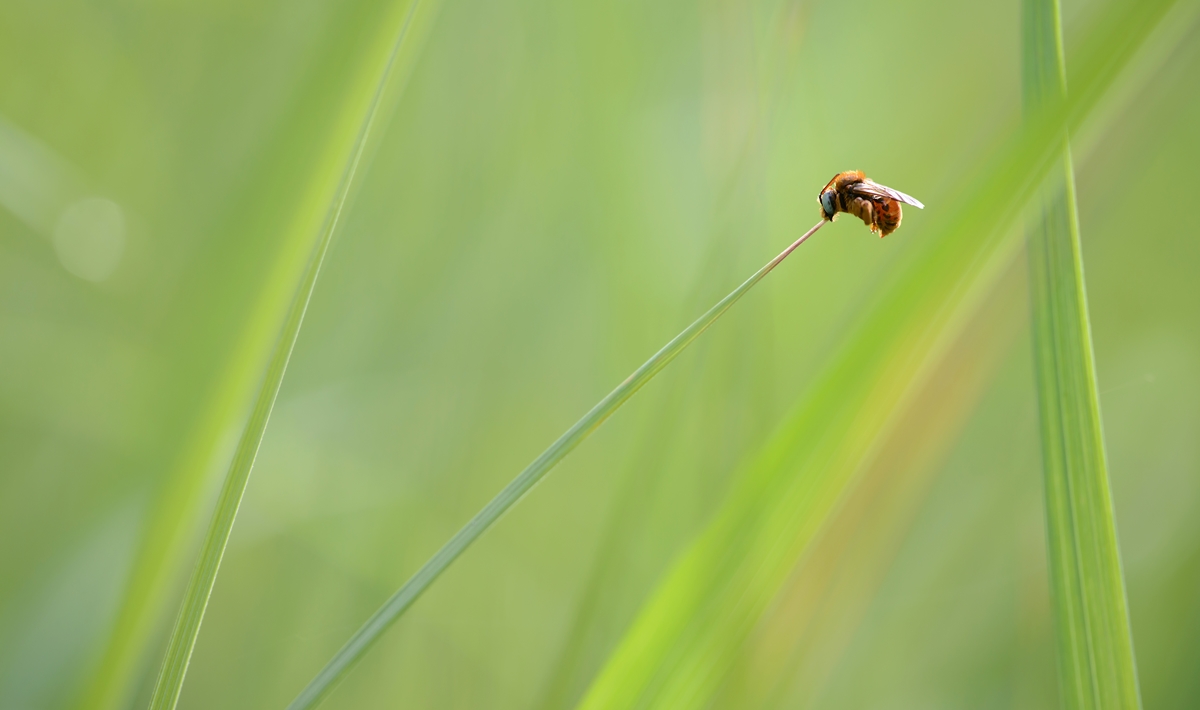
(818, 171, 924, 237)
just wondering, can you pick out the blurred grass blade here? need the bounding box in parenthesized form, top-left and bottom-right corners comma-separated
(718, 256, 1030, 710)
(144, 3, 426, 710)
(285, 221, 826, 710)
(1023, 0, 1142, 707)
(70, 3, 438, 710)
(574, 1, 1175, 707)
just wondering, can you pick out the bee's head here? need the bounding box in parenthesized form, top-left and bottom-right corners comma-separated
(819, 190, 837, 220)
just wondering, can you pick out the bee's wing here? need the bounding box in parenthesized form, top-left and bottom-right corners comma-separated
(849, 179, 925, 209)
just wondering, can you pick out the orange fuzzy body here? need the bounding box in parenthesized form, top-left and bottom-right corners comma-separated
(819, 170, 905, 237)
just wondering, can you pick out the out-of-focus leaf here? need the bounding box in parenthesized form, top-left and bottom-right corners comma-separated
(144, 2, 431, 709)
(717, 254, 1030, 710)
(75, 2, 439, 709)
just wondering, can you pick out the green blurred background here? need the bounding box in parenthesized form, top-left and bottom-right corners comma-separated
(1, 0, 1197, 708)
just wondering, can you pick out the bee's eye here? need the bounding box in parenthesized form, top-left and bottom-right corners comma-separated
(820, 191, 835, 215)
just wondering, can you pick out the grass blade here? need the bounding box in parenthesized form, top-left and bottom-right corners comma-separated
(717, 255, 1030, 710)
(1023, 0, 1142, 707)
(285, 220, 826, 710)
(573, 1, 1175, 706)
(141, 3, 428, 709)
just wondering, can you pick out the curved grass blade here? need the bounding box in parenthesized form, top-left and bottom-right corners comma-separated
(1023, 0, 1142, 706)
(285, 220, 827, 710)
(142, 4, 428, 709)
(574, 1, 1177, 706)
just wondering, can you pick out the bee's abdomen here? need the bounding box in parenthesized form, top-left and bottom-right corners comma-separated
(875, 198, 902, 237)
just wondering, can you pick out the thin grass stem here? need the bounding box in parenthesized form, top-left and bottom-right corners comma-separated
(285, 219, 826, 710)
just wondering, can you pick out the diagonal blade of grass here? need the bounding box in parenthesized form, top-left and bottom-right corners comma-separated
(285, 220, 827, 710)
(533, 240, 772, 710)
(142, 3, 429, 710)
(1023, 0, 1141, 707)
(534, 12, 822, 707)
(574, 0, 1176, 707)
(718, 253, 1029, 710)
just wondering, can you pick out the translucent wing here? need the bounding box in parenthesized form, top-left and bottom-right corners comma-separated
(848, 179, 925, 209)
